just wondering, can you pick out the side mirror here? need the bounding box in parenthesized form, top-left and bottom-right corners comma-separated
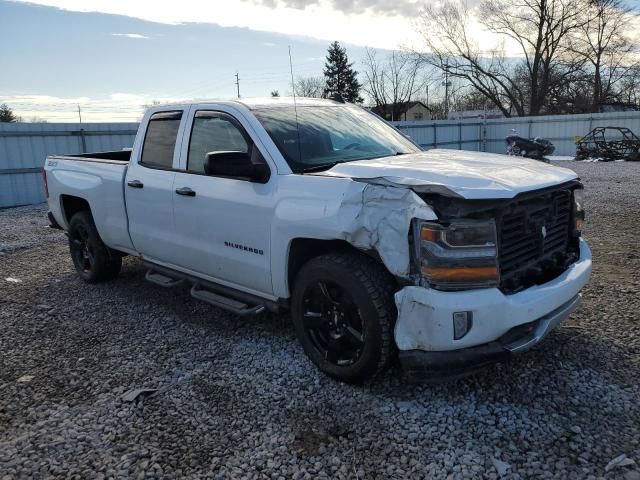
(204, 151, 270, 183)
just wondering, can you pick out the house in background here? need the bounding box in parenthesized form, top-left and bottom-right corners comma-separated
(371, 101, 432, 121)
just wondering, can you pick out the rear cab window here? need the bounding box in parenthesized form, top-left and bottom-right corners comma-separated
(140, 111, 183, 169)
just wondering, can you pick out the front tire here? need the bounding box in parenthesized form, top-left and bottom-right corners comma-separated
(68, 211, 122, 283)
(291, 253, 397, 383)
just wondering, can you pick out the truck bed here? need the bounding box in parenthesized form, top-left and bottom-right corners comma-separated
(45, 152, 135, 253)
(51, 150, 132, 163)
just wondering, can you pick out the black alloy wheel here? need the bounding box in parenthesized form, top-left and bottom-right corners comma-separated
(68, 211, 122, 283)
(70, 222, 95, 274)
(291, 253, 396, 383)
(302, 280, 366, 366)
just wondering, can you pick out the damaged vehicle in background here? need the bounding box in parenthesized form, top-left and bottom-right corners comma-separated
(506, 129, 555, 161)
(43, 98, 592, 383)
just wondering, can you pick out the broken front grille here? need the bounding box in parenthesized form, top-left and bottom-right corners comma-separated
(498, 188, 576, 293)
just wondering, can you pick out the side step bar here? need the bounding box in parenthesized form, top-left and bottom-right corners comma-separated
(191, 283, 265, 316)
(143, 263, 276, 316)
(145, 269, 185, 288)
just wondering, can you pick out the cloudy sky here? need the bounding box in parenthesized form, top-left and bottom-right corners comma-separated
(0, 0, 427, 121)
(2, 0, 638, 122)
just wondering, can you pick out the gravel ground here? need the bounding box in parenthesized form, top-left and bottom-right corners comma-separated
(1, 160, 639, 480)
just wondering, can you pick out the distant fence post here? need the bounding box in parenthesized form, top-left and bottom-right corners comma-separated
(458, 122, 462, 150)
(432, 123, 437, 148)
(70, 128, 88, 153)
(80, 128, 87, 153)
(482, 121, 487, 152)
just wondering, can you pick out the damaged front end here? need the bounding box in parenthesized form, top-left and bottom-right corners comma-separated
(337, 176, 590, 380)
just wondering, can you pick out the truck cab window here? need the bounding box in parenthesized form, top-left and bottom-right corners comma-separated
(187, 112, 249, 174)
(140, 111, 183, 169)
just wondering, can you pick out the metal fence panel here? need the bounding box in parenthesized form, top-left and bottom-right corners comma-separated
(395, 111, 640, 157)
(0, 122, 138, 208)
(3, 112, 640, 208)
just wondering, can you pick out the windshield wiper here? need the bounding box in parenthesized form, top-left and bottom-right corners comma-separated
(300, 152, 409, 173)
(300, 161, 342, 173)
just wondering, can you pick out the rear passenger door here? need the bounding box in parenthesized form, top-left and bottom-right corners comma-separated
(171, 108, 275, 296)
(125, 110, 186, 262)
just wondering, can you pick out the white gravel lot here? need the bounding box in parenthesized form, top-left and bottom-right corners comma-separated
(1, 160, 639, 480)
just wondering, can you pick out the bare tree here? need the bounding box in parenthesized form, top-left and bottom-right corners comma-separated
(293, 76, 325, 97)
(361, 48, 429, 120)
(415, 0, 586, 116)
(618, 67, 640, 106)
(572, 0, 639, 110)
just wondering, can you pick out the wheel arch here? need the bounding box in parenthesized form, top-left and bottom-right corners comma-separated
(286, 238, 393, 299)
(60, 195, 92, 226)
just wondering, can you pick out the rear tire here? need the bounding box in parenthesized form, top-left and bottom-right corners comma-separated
(68, 211, 122, 283)
(291, 253, 397, 383)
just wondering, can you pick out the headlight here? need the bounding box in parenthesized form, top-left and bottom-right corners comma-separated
(414, 220, 499, 290)
(573, 188, 585, 233)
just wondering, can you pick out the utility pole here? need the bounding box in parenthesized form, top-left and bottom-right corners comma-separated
(235, 72, 241, 98)
(77, 104, 86, 153)
(443, 68, 451, 119)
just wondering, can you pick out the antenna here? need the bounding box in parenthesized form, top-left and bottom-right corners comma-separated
(77, 104, 82, 123)
(235, 72, 241, 98)
(288, 46, 303, 166)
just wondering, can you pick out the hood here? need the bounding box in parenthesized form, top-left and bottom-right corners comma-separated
(313, 149, 578, 199)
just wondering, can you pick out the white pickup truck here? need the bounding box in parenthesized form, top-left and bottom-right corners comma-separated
(44, 98, 592, 383)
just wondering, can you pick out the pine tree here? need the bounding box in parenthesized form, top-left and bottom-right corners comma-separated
(0, 104, 17, 123)
(323, 41, 363, 103)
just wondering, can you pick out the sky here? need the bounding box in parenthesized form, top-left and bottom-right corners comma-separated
(0, 0, 425, 121)
(1, 0, 639, 122)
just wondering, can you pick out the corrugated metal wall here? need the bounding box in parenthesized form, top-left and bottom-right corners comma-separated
(395, 111, 640, 157)
(2, 111, 639, 208)
(0, 122, 138, 208)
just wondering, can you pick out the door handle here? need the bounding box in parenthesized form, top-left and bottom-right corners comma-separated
(127, 180, 144, 188)
(175, 187, 196, 197)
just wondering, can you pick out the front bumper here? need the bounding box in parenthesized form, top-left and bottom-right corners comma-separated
(395, 239, 591, 378)
(399, 294, 581, 380)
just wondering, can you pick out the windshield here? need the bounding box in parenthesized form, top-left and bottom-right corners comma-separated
(254, 105, 421, 173)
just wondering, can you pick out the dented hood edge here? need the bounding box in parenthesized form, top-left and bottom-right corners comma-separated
(350, 176, 464, 198)
(313, 150, 578, 200)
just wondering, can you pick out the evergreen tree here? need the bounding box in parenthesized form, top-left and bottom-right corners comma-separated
(0, 104, 17, 122)
(323, 41, 363, 103)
